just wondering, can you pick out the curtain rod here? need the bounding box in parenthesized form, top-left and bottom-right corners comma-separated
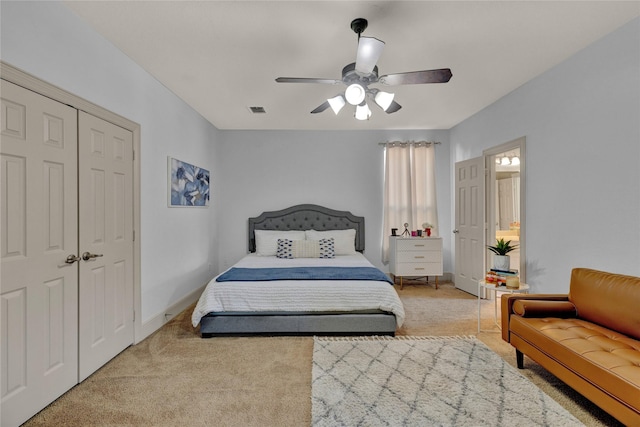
(378, 141, 441, 146)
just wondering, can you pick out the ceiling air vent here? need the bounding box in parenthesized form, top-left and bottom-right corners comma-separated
(248, 106, 266, 114)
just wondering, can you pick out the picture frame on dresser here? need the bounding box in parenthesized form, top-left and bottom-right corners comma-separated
(389, 236, 443, 289)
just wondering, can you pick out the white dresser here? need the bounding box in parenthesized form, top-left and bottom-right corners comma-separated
(389, 236, 443, 289)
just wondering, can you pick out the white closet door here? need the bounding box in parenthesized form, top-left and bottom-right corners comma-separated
(1, 80, 79, 427)
(78, 111, 134, 381)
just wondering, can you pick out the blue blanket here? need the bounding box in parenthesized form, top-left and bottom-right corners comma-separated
(216, 267, 393, 285)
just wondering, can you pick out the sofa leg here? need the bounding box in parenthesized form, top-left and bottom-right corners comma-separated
(516, 350, 524, 369)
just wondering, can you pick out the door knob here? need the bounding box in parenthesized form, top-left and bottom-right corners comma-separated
(65, 254, 81, 264)
(452, 229, 459, 234)
(82, 252, 104, 261)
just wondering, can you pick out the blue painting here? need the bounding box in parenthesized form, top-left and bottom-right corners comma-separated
(169, 157, 210, 207)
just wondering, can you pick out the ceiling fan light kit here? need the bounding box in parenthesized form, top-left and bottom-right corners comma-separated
(355, 103, 372, 121)
(345, 83, 366, 105)
(374, 90, 395, 111)
(276, 18, 452, 121)
(328, 95, 346, 114)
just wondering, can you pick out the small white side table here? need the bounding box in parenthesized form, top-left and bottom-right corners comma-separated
(477, 280, 529, 333)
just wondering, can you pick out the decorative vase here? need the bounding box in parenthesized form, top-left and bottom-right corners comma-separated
(425, 228, 431, 237)
(493, 255, 510, 271)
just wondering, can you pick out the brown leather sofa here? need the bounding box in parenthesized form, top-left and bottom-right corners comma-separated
(501, 268, 640, 425)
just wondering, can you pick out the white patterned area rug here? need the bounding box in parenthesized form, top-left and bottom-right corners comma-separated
(311, 336, 584, 427)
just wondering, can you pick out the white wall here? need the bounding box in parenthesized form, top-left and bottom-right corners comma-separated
(217, 130, 452, 273)
(1, 1, 220, 327)
(450, 17, 640, 292)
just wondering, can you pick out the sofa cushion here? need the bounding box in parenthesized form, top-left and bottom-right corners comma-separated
(511, 315, 640, 411)
(569, 268, 640, 340)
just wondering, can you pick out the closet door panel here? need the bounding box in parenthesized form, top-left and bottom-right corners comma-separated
(78, 111, 134, 382)
(1, 80, 78, 427)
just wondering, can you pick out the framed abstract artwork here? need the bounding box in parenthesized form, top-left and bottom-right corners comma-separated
(168, 157, 210, 207)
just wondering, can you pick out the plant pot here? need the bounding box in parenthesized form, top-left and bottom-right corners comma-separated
(493, 255, 510, 271)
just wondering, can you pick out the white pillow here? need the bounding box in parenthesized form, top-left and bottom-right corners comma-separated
(254, 230, 306, 256)
(305, 229, 357, 255)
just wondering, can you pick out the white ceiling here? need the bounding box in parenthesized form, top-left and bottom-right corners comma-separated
(63, 1, 639, 131)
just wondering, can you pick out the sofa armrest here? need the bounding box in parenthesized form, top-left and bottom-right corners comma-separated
(501, 294, 569, 342)
(512, 300, 577, 318)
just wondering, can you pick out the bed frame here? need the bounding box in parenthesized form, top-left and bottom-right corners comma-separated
(199, 204, 397, 337)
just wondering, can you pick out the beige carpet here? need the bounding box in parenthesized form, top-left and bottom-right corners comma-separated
(24, 281, 622, 427)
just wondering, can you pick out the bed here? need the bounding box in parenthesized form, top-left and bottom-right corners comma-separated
(191, 204, 405, 337)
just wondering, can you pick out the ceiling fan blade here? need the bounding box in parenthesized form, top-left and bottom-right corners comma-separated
(385, 100, 402, 114)
(310, 101, 331, 114)
(355, 37, 385, 75)
(276, 77, 342, 85)
(379, 68, 452, 85)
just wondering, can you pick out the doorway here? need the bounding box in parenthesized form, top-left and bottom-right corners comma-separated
(484, 137, 526, 283)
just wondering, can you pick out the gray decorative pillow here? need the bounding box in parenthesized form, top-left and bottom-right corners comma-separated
(318, 238, 335, 258)
(276, 238, 335, 259)
(276, 238, 295, 259)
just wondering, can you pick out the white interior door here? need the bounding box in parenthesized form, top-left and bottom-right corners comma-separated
(78, 111, 134, 381)
(454, 157, 485, 296)
(1, 80, 79, 426)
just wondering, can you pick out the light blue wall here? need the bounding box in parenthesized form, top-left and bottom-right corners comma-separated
(450, 17, 640, 292)
(0, 1, 452, 329)
(3, 1, 637, 328)
(1, 1, 221, 324)
(217, 130, 451, 273)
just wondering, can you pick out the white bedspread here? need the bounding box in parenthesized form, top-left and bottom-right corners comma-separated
(191, 253, 405, 327)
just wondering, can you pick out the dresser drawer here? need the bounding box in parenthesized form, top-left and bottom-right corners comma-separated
(394, 262, 443, 276)
(395, 238, 441, 252)
(395, 250, 442, 263)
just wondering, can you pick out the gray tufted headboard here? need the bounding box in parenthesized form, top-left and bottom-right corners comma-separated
(248, 204, 365, 253)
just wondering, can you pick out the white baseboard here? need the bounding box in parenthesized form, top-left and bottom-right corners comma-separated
(136, 284, 206, 343)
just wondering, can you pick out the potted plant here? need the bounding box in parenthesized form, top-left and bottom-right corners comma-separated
(487, 238, 518, 270)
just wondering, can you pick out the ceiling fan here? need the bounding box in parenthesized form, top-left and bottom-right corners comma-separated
(276, 18, 452, 120)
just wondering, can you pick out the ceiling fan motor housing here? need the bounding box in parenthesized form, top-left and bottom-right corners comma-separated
(342, 62, 378, 84)
(350, 18, 368, 35)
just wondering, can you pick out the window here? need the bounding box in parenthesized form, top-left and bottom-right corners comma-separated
(382, 142, 439, 262)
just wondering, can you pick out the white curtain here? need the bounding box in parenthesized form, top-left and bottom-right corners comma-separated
(382, 142, 439, 263)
